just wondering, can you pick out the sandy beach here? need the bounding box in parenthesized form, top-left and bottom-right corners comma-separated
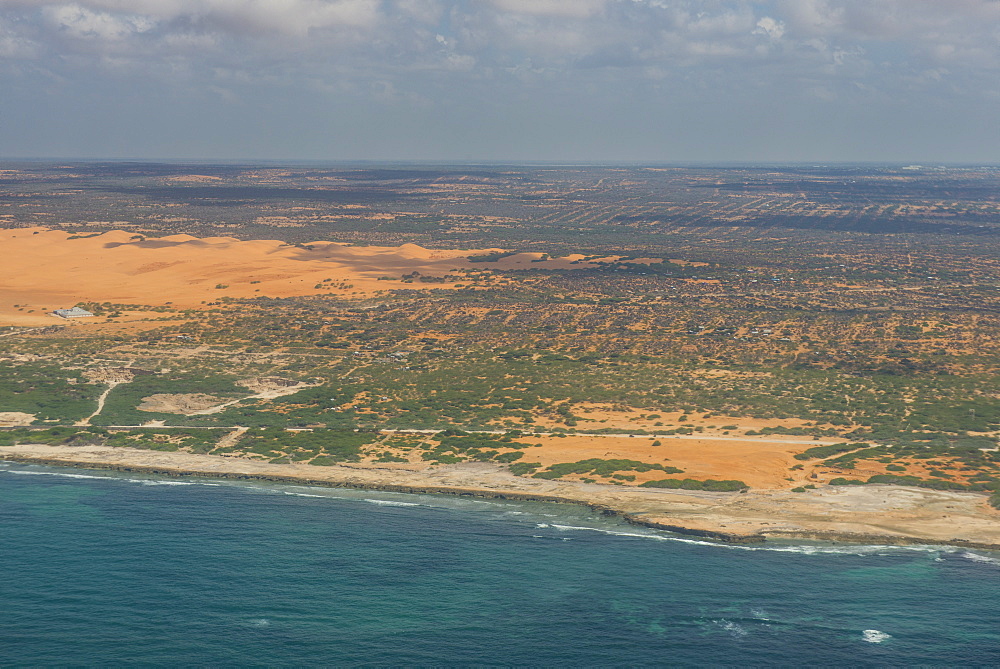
(2, 443, 998, 550)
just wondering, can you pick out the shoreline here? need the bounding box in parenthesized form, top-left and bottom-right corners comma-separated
(3, 444, 999, 551)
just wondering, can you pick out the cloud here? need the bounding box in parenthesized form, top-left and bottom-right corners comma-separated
(488, 0, 608, 19)
(754, 17, 785, 41)
(43, 4, 154, 40)
(0, 0, 997, 160)
(2, 0, 996, 75)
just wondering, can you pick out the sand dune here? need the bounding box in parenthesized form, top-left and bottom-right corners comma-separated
(0, 228, 479, 324)
(0, 227, 675, 325)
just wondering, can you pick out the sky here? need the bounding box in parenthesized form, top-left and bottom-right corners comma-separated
(0, 0, 998, 163)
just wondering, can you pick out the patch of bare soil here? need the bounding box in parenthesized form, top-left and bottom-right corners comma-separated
(138, 393, 230, 414)
(238, 377, 300, 393)
(0, 412, 35, 426)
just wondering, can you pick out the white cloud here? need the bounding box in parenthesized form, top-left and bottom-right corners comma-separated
(43, 3, 154, 40)
(1, 0, 994, 78)
(754, 17, 785, 41)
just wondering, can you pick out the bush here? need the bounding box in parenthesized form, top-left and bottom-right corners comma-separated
(509, 462, 541, 476)
(532, 459, 682, 480)
(793, 442, 869, 461)
(640, 478, 748, 492)
(867, 474, 969, 491)
(828, 478, 865, 486)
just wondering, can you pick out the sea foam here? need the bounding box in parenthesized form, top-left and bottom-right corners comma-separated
(862, 629, 891, 643)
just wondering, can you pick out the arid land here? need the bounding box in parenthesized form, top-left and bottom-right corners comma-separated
(1, 163, 999, 548)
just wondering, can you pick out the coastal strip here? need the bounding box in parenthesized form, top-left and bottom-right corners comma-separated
(2, 444, 999, 551)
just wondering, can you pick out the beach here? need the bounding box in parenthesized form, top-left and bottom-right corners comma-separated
(3, 442, 998, 550)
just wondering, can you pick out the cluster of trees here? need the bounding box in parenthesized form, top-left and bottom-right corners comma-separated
(528, 458, 683, 481)
(639, 478, 749, 492)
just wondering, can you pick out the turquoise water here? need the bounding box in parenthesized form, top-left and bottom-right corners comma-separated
(1, 461, 998, 666)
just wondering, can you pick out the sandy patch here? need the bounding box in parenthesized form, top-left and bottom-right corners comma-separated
(238, 377, 301, 394)
(138, 394, 230, 414)
(0, 412, 35, 426)
(548, 404, 818, 436)
(514, 434, 807, 489)
(184, 380, 317, 416)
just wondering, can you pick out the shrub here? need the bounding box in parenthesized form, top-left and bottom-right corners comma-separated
(509, 462, 541, 476)
(639, 478, 748, 492)
(828, 477, 865, 486)
(532, 458, 683, 480)
(793, 442, 869, 461)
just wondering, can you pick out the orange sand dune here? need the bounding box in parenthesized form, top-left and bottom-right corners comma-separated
(0, 228, 479, 325)
(517, 435, 805, 489)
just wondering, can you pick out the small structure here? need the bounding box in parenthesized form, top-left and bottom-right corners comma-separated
(52, 307, 95, 319)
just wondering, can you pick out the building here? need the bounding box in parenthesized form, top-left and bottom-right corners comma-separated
(51, 307, 95, 319)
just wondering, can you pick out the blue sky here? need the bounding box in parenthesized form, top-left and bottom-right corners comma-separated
(1, 0, 998, 162)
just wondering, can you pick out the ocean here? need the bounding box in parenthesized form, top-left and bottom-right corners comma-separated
(1, 460, 998, 666)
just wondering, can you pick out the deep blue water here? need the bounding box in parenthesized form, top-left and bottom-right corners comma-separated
(1, 461, 998, 666)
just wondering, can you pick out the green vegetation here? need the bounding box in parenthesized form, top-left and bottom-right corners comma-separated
(794, 442, 870, 460)
(0, 427, 103, 447)
(828, 478, 866, 486)
(468, 251, 520, 263)
(418, 431, 526, 464)
(509, 462, 542, 475)
(228, 428, 376, 463)
(104, 428, 226, 453)
(531, 459, 683, 480)
(639, 478, 749, 492)
(0, 362, 99, 421)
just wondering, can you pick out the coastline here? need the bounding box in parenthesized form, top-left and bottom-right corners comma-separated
(3, 443, 999, 551)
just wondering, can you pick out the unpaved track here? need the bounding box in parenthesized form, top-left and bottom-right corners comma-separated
(75, 382, 120, 427)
